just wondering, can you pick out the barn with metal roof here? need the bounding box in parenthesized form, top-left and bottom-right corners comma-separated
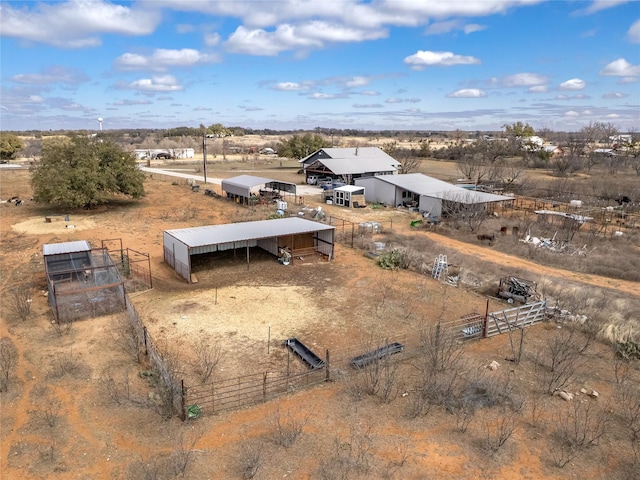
(163, 217, 336, 282)
(355, 173, 512, 217)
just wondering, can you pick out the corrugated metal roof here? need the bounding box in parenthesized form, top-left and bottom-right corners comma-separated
(313, 157, 399, 175)
(221, 175, 275, 189)
(165, 217, 335, 248)
(365, 174, 511, 204)
(300, 146, 399, 165)
(42, 240, 91, 256)
(334, 185, 365, 193)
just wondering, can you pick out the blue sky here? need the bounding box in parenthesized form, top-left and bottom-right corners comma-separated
(1, 0, 639, 132)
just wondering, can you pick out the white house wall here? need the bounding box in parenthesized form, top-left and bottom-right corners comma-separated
(419, 196, 442, 217)
(355, 177, 397, 205)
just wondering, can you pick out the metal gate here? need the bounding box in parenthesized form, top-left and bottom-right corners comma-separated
(485, 301, 547, 337)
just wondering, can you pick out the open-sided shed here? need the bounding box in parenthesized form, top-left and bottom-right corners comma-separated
(221, 175, 296, 205)
(163, 217, 336, 282)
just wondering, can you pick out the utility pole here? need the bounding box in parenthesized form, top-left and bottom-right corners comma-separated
(202, 134, 207, 184)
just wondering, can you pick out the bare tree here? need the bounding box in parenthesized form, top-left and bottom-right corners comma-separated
(238, 437, 264, 479)
(6, 285, 33, 321)
(617, 383, 640, 442)
(169, 424, 204, 477)
(191, 337, 224, 384)
(0, 337, 19, 392)
(442, 193, 489, 233)
(481, 403, 521, 453)
(270, 403, 312, 447)
(400, 155, 421, 174)
(534, 326, 587, 395)
(550, 400, 611, 468)
(110, 314, 142, 363)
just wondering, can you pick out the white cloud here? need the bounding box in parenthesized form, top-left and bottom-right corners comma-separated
(225, 23, 387, 56)
(580, 0, 632, 14)
(528, 85, 547, 93)
(559, 78, 586, 90)
(345, 76, 370, 87)
(564, 110, 580, 116)
(447, 88, 487, 98)
(424, 20, 486, 35)
(602, 92, 629, 99)
(464, 23, 487, 34)
(28, 95, 44, 103)
(629, 19, 640, 43)
(353, 103, 384, 108)
(114, 49, 219, 71)
(606, 113, 620, 118)
(600, 58, 640, 77)
(113, 99, 152, 106)
(308, 93, 339, 99)
(0, 0, 160, 48)
(403, 50, 480, 70)
(272, 82, 310, 91)
(385, 97, 421, 104)
(12, 66, 88, 85)
(124, 75, 183, 92)
(358, 90, 379, 96)
(205, 33, 221, 47)
(503, 72, 548, 87)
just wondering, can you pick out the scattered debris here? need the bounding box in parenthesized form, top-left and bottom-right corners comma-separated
(497, 276, 539, 304)
(589, 390, 599, 398)
(487, 360, 500, 371)
(558, 391, 573, 402)
(187, 404, 202, 419)
(519, 229, 594, 256)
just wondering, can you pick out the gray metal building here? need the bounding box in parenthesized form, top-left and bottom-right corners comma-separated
(163, 217, 336, 282)
(355, 173, 511, 216)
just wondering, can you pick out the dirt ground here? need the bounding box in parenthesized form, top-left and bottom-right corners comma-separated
(1, 166, 638, 479)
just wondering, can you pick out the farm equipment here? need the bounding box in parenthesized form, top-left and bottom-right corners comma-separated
(497, 276, 539, 304)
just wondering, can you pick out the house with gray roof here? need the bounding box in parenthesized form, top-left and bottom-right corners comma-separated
(299, 147, 400, 184)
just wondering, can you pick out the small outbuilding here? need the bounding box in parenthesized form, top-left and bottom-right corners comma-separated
(43, 240, 126, 322)
(332, 185, 366, 208)
(163, 217, 336, 282)
(221, 175, 297, 205)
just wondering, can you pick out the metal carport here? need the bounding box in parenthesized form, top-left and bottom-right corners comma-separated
(221, 175, 296, 205)
(163, 217, 335, 282)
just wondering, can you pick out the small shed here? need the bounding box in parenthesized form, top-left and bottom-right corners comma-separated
(333, 185, 365, 208)
(43, 241, 126, 322)
(221, 175, 297, 205)
(163, 217, 336, 282)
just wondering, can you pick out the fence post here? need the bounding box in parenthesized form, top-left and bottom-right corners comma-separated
(483, 299, 489, 338)
(263, 372, 267, 402)
(181, 379, 187, 421)
(325, 349, 330, 381)
(143, 326, 149, 356)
